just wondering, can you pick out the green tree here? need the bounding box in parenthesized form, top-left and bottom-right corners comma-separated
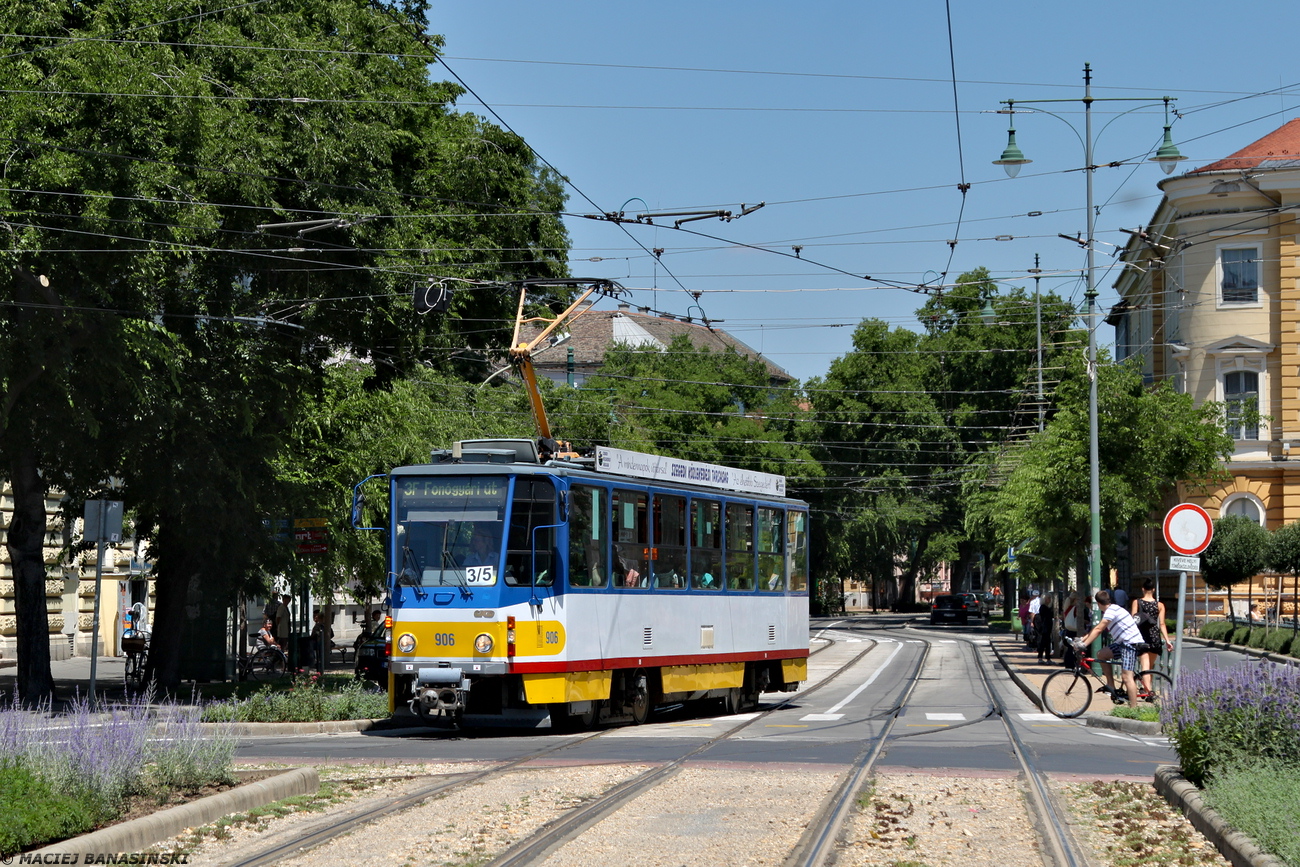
(803, 268, 1077, 608)
(976, 357, 1233, 596)
(276, 364, 534, 613)
(1266, 520, 1300, 635)
(563, 336, 818, 480)
(1203, 515, 1270, 622)
(0, 0, 568, 695)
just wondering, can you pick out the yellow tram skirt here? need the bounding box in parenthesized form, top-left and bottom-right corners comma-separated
(661, 662, 745, 693)
(781, 657, 807, 684)
(522, 670, 613, 704)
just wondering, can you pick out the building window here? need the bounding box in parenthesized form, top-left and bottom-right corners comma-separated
(1220, 247, 1259, 304)
(1224, 370, 1259, 440)
(1222, 495, 1263, 526)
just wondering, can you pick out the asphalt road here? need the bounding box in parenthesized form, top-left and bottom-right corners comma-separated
(234, 619, 1212, 778)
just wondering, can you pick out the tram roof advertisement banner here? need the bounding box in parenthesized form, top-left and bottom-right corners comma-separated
(594, 446, 787, 498)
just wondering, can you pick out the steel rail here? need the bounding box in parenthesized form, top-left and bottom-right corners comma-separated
(783, 638, 931, 867)
(220, 632, 861, 867)
(962, 633, 1087, 867)
(482, 637, 880, 867)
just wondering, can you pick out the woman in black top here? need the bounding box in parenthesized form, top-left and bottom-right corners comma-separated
(1132, 578, 1173, 692)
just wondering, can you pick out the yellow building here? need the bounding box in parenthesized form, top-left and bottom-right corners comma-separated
(1113, 119, 1300, 620)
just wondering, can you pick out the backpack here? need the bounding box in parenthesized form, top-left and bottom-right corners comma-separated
(1136, 605, 1158, 629)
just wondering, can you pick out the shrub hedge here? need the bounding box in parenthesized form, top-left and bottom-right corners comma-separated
(1199, 620, 1234, 641)
(1263, 630, 1295, 655)
(1230, 625, 1252, 646)
(0, 764, 97, 855)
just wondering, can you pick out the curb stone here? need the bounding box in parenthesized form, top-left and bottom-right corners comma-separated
(1154, 765, 1285, 867)
(987, 640, 1162, 735)
(28, 766, 319, 857)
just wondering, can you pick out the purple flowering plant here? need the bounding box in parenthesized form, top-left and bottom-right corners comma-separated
(1161, 660, 1300, 785)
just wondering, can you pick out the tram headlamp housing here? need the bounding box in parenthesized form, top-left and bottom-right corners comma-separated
(396, 633, 416, 654)
(474, 633, 494, 654)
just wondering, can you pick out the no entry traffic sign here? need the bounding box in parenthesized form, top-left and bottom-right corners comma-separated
(1163, 503, 1214, 556)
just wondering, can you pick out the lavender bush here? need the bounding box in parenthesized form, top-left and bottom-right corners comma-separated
(1161, 661, 1300, 785)
(0, 691, 237, 816)
(149, 704, 238, 792)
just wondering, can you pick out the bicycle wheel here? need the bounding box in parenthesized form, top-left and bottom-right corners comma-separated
(1136, 669, 1173, 712)
(250, 648, 286, 681)
(123, 651, 147, 692)
(1041, 669, 1093, 718)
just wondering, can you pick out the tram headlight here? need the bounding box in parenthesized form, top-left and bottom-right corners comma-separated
(396, 633, 416, 654)
(474, 633, 494, 654)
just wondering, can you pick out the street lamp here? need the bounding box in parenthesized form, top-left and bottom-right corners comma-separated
(992, 63, 1187, 599)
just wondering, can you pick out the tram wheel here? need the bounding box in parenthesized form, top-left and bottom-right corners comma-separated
(721, 687, 743, 715)
(629, 671, 651, 725)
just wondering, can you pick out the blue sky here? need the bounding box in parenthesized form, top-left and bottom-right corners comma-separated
(430, 1, 1299, 383)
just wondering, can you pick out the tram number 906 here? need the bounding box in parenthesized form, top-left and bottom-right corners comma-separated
(544, 631, 560, 645)
(433, 633, 456, 646)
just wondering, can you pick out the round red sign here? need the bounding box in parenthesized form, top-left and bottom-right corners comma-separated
(1163, 503, 1214, 556)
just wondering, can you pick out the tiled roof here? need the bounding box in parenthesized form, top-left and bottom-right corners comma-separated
(520, 304, 794, 382)
(1191, 118, 1300, 173)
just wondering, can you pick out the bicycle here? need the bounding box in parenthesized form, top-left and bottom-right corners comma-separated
(122, 629, 150, 693)
(1040, 643, 1172, 719)
(241, 643, 288, 681)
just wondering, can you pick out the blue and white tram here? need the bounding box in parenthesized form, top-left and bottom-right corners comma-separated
(370, 439, 810, 727)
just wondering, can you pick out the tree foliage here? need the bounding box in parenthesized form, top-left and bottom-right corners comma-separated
(0, 0, 568, 694)
(975, 357, 1233, 590)
(1202, 515, 1271, 620)
(803, 269, 1077, 607)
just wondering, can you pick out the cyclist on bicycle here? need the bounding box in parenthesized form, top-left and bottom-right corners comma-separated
(1076, 589, 1143, 706)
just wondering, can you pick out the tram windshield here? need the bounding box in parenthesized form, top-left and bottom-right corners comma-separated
(394, 476, 507, 587)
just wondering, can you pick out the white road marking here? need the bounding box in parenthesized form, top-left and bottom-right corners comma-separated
(801, 640, 904, 722)
(925, 713, 966, 721)
(1019, 713, 1064, 722)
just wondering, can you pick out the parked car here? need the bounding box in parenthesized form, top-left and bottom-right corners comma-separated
(930, 594, 971, 625)
(354, 633, 389, 684)
(957, 592, 988, 617)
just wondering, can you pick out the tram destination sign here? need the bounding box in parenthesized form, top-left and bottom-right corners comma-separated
(595, 446, 787, 498)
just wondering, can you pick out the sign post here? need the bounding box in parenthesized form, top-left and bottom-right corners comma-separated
(1163, 503, 1214, 690)
(83, 499, 124, 703)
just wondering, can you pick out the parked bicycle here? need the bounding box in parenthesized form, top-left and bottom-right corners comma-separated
(240, 643, 288, 681)
(121, 628, 150, 693)
(1040, 642, 1172, 718)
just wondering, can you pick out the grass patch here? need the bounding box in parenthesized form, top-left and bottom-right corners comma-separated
(1108, 705, 1161, 722)
(201, 673, 388, 723)
(1202, 760, 1300, 867)
(0, 764, 99, 854)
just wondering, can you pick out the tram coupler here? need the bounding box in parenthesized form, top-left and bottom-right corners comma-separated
(412, 667, 470, 720)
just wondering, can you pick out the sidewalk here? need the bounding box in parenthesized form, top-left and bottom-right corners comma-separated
(987, 630, 1161, 733)
(0, 653, 357, 706)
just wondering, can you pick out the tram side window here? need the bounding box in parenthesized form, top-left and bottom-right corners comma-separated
(505, 477, 556, 587)
(691, 499, 722, 590)
(757, 507, 785, 592)
(612, 490, 648, 589)
(725, 503, 755, 591)
(788, 510, 809, 593)
(653, 495, 687, 589)
(568, 485, 607, 588)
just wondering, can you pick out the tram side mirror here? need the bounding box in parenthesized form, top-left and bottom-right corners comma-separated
(351, 492, 365, 528)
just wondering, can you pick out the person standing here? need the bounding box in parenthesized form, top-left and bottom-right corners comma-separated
(1034, 593, 1056, 663)
(1076, 590, 1144, 706)
(275, 594, 292, 645)
(1018, 592, 1032, 645)
(1132, 578, 1172, 694)
(1060, 593, 1080, 668)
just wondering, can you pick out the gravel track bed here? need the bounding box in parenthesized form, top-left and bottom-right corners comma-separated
(256, 763, 647, 867)
(1056, 779, 1233, 867)
(537, 765, 844, 867)
(836, 773, 1047, 867)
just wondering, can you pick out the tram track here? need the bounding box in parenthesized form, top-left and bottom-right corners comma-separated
(216, 634, 874, 867)
(783, 626, 1089, 867)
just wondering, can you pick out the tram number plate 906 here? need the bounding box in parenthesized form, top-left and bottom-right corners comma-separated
(466, 566, 496, 585)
